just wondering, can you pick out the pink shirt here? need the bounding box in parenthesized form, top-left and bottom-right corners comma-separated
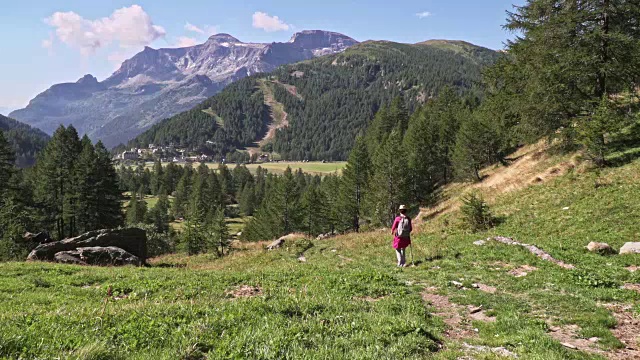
(391, 215, 412, 249)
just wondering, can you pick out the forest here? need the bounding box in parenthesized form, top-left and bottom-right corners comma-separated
(0, 114, 49, 168)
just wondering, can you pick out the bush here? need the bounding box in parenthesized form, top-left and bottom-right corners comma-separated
(460, 192, 495, 232)
(293, 238, 314, 255)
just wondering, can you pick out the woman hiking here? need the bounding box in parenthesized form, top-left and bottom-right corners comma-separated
(391, 205, 412, 267)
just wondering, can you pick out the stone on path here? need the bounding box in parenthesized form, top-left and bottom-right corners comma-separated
(586, 242, 615, 255)
(481, 236, 575, 269)
(620, 242, 640, 255)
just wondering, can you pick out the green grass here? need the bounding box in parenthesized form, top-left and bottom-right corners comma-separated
(2, 158, 640, 358)
(142, 161, 346, 176)
(244, 162, 346, 175)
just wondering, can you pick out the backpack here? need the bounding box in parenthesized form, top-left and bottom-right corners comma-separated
(396, 216, 411, 238)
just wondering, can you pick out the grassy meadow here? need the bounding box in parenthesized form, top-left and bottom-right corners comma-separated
(141, 161, 346, 176)
(2, 155, 640, 358)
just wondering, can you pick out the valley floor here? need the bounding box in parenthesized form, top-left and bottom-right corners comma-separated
(1, 156, 640, 359)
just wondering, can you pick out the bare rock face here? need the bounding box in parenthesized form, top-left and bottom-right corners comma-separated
(54, 247, 142, 266)
(27, 228, 147, 263)
(586, 242, 615, 255)
(620, 242, 640, 255)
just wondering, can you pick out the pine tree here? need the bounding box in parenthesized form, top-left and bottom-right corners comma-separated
(208, 209, 230, 256)
(489, 0, 640, 142)
(403, 106, 440, 205)
(301, 185, 328, 237)
(578, 97, 622, 167)
(75, 137, 99, 233)
(339, 136, 371, 232)
(369, 131, 409, 226)
(146, 187, 170, 233)
(0, 130, 15, 194)
(150, 160, 164, 195)
(239, 183, 256, 216)
(93, 141, 124, 229)
(452, 115, 501, 181)
(126, 191, 147, 225)
(218, 163, 234, 203)
(32, 125, 82, 239)
(171, 166, 193, 219)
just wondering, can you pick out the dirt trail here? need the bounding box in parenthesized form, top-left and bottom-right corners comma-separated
(258, 80, 289, 147)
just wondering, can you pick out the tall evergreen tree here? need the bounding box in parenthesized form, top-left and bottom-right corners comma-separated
(369, 131, 409, 226)
(301, 185, 328, 237)
(490, 0, 640, 142)
(0, 130, 15, 193)
(150, 160, 165, 195)
(339, 136, 372, 232)
(32, 125, 82, 239)
(171, 165, 193, 219)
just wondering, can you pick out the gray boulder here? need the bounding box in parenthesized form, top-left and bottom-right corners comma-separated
(23, 232, 53, 244)
(586, 242, 615, 255)
(267, 239, 285, 250)
(28, 228, 147, 262)
(54, 247, 142, 266)
(620, 242, 640, 255)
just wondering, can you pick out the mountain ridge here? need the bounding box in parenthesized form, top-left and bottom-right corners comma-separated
(10, 30, 359, 148)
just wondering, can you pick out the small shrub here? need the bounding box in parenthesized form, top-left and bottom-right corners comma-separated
(460, 192, 495, 232)
(294, 238, 313, 255)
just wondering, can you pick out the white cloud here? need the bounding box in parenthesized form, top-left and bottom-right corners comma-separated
(416, 11, 432, 19)
(252, 11, 290, 32)
(185, 22, 204, 34)
(44, 5, 166, 56)
(175, 36, 199, 48)
(185, 22, 220, 36)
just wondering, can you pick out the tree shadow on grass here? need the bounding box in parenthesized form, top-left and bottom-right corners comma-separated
(605, 120, 640, 167)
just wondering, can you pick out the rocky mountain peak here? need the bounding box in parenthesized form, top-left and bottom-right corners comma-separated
(288, 30, 358, 51)
(207, 33, 242, 44)
(76, 74, 99, 85)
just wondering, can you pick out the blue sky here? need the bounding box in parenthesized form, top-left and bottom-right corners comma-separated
(0, 0, 524, 112)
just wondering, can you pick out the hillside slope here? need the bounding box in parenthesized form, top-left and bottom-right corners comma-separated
(10, 31, 357, 147)
(0, 115, 49, 168)
(2, 148, 639, 359)
(127, 40, 501, 160)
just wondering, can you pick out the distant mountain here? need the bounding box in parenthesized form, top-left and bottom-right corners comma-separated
(10, 30, 358, 148)
(126, 40, 502, 160)
(0, 115, 49, 168)
(0, 107, 13, 116)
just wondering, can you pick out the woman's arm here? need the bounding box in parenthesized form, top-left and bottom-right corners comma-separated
(391, 217, 399, 235)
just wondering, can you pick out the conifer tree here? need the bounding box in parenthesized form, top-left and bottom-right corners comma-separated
(150, 160, 164, 195)
(301, 185, 328, 237)
(208, 209, 230, 256)
(171, 166, 193, 219)
(32, 125, 82, 239)
(126, 191, 147, 225)
(339, 136, 371, 232)
(146, 187, 170, 233)
(239, 183, 256, 216)
(452, 115, 501, 181)
(0, 130, 15, 193)
(369, 131, 408, 226)
(403, 106, 440, 205)
(93, 141, 124, 229)
(218, 163, 234, 203)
